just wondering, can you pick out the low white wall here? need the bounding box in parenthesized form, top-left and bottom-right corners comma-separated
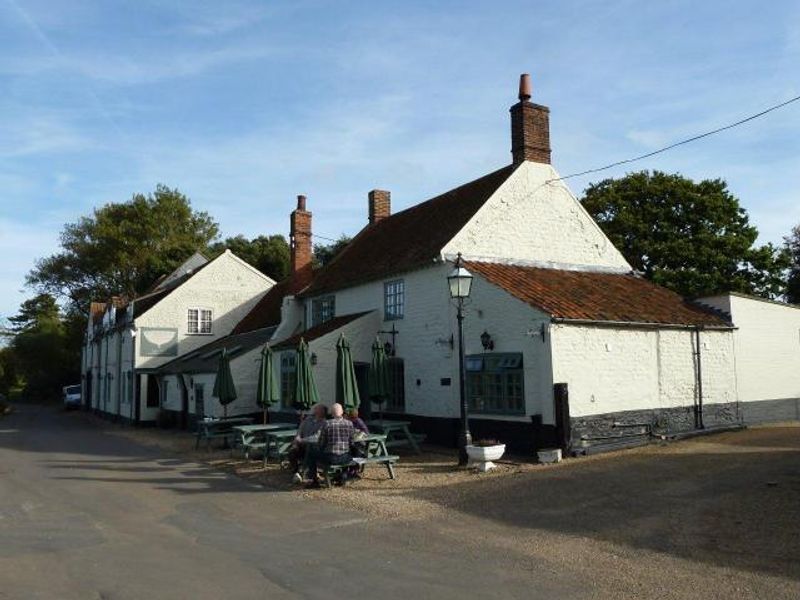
(551, 325, 737, 418)
(702, 294, 800, 405)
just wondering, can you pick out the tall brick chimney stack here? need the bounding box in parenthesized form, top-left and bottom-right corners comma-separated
(510, 73, 551, 165)
(289, 194, 313, 292)
(368, 189, 391, 224)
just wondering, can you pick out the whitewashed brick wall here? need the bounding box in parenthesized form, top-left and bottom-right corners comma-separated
(551, 324, 737, 418)
(443, 161, 631, 271)
(307, 263, 554, 422)
(701, 294, 800, 403)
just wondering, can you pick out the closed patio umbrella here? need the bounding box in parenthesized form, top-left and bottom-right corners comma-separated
(256, 343, 280, 424)
(293, 339, 320, 411)
(212, 347, 237, 419)
(368, 337, 390, 421)
(335, 334, 360, 410)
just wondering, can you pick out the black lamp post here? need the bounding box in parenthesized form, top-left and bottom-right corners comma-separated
(447, 252, 474, 466)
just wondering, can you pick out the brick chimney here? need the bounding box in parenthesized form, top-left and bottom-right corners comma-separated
(510, 73, 551, 165)
(289, 195, 313, 292)
(368, 189, 391, 224)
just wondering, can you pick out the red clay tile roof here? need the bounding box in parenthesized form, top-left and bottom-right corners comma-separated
(467, 262, 731, 327)
(231, 278, 292, 335)
(272, 311, 374, 350)
(301, 164, 516, 297)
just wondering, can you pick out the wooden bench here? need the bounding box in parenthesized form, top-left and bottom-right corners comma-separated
(323, 455, 400, 488)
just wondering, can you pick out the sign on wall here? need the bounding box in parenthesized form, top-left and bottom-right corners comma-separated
(140, 327, 179, 356)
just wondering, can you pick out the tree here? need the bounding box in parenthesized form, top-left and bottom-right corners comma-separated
(314, 235, 352, 268)
(581, 171, 790, 299)
(28, 185, 219, 315)
(8, 294, 60, 332)
(4, 294, 79, 401)
(208, 234, 290, 281)
(786, 225, 800, 304)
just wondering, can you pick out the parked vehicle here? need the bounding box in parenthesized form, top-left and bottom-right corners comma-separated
(63, 385, 82, 409)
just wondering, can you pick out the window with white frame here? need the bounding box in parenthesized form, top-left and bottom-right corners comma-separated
(384, 279, 405, 320)
(310, 296, 335, 327)
(465, 353, 524, 415)
(187, 308, 212, 334)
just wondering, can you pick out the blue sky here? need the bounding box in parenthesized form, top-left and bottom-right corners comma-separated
(1, 0, 799, 319)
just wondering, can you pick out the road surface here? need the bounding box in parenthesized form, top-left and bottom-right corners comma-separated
(0, 404, 578, 599)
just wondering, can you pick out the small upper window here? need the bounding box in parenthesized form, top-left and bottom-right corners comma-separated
(311, 296, 335, 327)
(384, 280, 405, 320)
(187, 308, 212, 334)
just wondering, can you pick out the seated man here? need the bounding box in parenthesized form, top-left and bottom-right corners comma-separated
(288, 403, 327, 483)
(306, 403, 355, 488)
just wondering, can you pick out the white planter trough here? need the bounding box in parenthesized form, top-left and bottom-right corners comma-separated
(537, 448, 562, 464)
(466, 444, 506, 472)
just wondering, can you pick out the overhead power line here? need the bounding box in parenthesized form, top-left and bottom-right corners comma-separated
(551, 93, 800, 183)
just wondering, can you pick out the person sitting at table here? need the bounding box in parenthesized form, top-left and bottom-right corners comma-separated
(346, 408, 369, 434)
(346, 408, 369, 479)
(306, 402, 355, 488)
(288, 403, 327, 484)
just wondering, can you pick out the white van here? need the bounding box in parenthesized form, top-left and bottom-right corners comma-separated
(63, 385, 82, 409)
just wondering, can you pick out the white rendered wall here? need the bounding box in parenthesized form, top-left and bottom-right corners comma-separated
(305, 264, 555, 422)
(702, 294, 800, 403)
(134, 251, 272, 371)
(442, 161, 631, 272)
(551, 325, 736, 418)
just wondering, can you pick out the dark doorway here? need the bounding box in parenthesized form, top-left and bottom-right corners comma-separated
(146, 375, 160, 408)
(554, 382, 571, 452)
(354, 362, 370, 419)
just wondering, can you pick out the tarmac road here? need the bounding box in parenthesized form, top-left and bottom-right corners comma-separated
(0, 404, 580, 600)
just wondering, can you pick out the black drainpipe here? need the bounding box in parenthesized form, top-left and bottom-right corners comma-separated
(694, 326, 705, 429)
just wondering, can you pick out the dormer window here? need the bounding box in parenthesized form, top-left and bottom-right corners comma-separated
(187, 308, 212, 335)
(311, 296, 335, 327)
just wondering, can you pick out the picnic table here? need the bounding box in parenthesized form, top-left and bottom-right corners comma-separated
(195, 416, 254, 451)
(262, 428, 299, 467)
(323, 433, 399, 487)
(366, 419, 423, 454)
(232, 423, 295, 459)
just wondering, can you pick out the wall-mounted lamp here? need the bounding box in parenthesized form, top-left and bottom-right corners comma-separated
(480, 330, 495, 351)
(310, 352, 318, 366)
(384, 341, 394, 357)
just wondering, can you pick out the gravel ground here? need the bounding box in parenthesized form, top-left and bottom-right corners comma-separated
(99, 417, 800, 599)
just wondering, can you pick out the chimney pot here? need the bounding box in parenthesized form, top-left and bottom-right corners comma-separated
(368, 189, 391, 224)
(296, 194, 306, 211)
(518, 73, 532, 101)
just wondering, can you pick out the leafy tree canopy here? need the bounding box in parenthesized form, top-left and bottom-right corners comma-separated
(314, 235, 352, 268)
(581, 171, 790, 299)
(7, 293, 60, 332)
(786, 224, 800, 304)
(28, 185, 219, 314)
(208, 234, 290, 281)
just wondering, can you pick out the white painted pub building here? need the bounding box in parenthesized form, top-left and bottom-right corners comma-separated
(83, 75, 800, 454)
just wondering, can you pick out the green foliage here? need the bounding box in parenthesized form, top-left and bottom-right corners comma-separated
(7, 294, 60, 332)
(581, 171, 790, 299)
(3, 294, 80, 401)
(208, 234, 290, 281)
(786, 225, 800, 304)
(28, 185, 219, 314)
(314, 235, 352, 268)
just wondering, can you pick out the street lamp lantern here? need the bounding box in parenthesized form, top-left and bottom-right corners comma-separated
(447, 260, 473, 299)
(448, 252, 473, 466)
